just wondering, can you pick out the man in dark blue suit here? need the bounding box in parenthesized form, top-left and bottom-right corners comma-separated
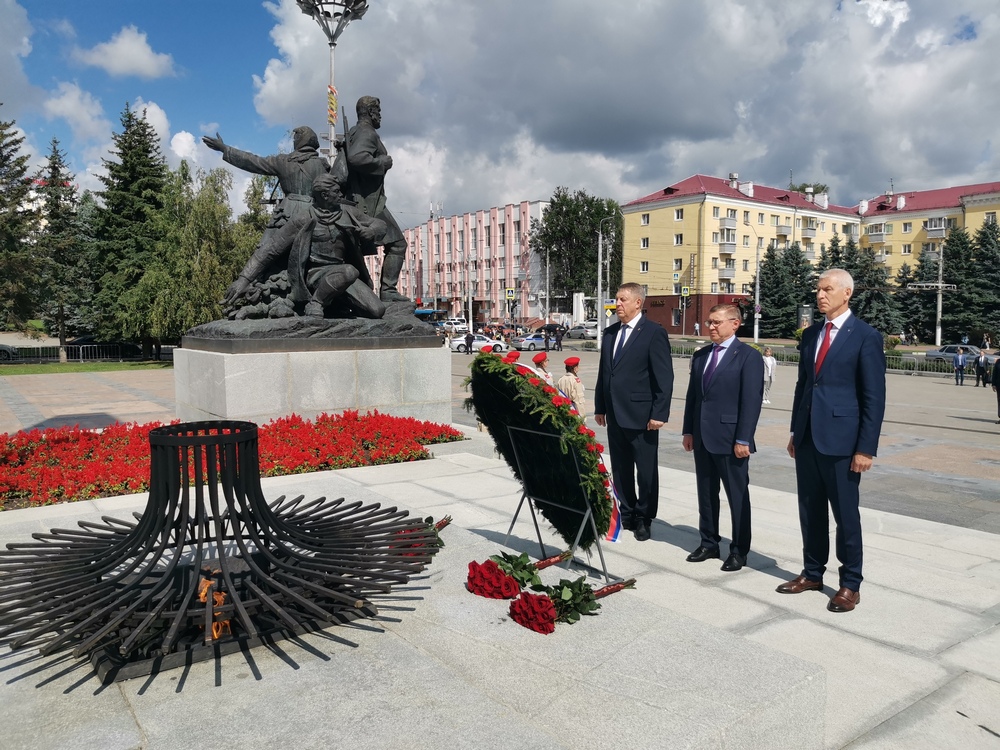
(779, 269, 886, 612)
(595, 283, 674, 542)
(682, 304, 764, 571)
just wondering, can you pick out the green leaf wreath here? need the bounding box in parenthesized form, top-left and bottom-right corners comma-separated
(465, 352, 612, 549)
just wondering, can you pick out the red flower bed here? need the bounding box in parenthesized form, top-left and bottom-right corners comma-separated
(0, 410, 463, 510)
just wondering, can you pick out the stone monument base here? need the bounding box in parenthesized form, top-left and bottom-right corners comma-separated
(176, 317, 450, 425)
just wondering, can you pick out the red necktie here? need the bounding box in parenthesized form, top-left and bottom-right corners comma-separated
(814, 322, 834, 375)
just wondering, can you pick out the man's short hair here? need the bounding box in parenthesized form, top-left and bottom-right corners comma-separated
(618, 282, 645, 303)
(356, 95, 380, 119)
(708, 303, 741, 321)
(819, 268, 854, 292)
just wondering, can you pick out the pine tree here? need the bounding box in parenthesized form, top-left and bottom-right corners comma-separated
(971, 220, 1000, 338)
(908, 246, 942, 344)
(35, 138, 82, 345)
(893, 263, 923, 342)
(780, 242, 816, 335)
(941, 227, 978, 342)
(850, 245, 901, 335)
(754, 243, 786, 337)
(93, 103, 168, 349)
(827, 233, 844, 270)
(0, 103, 40, 331)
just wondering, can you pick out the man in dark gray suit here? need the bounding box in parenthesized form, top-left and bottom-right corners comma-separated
(594, 283, 674, 542)
(682, 304, 764, 571)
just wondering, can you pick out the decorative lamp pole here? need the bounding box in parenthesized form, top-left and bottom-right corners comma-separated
(597, 214, 616, 353)
(296, 1, 369, 154)
(744, 221, 761, 343)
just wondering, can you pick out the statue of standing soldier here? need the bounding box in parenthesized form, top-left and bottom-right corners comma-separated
(344, 96, 409, 303)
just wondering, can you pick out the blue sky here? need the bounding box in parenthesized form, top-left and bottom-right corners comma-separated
(5, 1, 1000, 227)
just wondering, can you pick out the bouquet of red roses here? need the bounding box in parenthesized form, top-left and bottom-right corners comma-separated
(508, 577, 636, 634)
(466, 559, 521, 599)
(391, 515, 452, 556)
(489, 550, 572, 587)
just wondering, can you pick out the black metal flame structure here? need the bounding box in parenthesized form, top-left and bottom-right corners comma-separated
(0, 421, 440, 683)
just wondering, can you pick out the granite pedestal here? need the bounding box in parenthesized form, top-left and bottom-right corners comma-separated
(175, 333, 450, 425)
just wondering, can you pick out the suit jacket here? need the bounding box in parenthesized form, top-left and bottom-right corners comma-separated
(682, 338, 764, 454)
(976, 355, 989, 373)
(790, 313, 886, 457)
(594, 316, 674, 430)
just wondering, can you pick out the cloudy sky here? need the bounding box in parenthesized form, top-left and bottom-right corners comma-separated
(4, 0, 999, 228)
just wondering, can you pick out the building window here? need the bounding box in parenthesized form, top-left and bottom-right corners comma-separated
(673, 258, 683, 270)
(922, 242, 938, 254)
(743, 260, 750, 271)
(712, 206, 720, 218)
(641, 237, 649, 249)
(672, 309, 681, 326)
(884, 223, 893, 235)
(986, 212, 997, 224)
(725, 258, 735, 269)
(710, 282, 719, 293)
(711, 257, 719, 269)
(902, 222, 912, 233)
(498, 224, 505, 247)
(901, 244, 912, 255)
(758, 212, 765, 225)
(458, 234, 464, 252)
(743, 235, 750, 247)
(771, 214, 779, 226)
(743, 211, 750, 224)
(820, 221, 826, 231)
(742, 283, 752, 294)
(674, 233, 683, 246)
(868, 223, 883, 235)
(758, 237, 764, 249)
(641, 213, 650, 225)
(485, 226, 491, 248)
(675, 208, 684, 220)
(513, 220, 520, 244)
(712, 231, 720, 243)
(640, 261, 649, 273)
(727, 208, 737, 219)
(673, 283, 682, 294)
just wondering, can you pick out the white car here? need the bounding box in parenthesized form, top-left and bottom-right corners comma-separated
(451, 334, 509, 353)
(565, 324, 597, 340)
(442, 318, 469, 333)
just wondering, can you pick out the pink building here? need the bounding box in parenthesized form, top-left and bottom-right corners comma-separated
(367, 201, 548, 324)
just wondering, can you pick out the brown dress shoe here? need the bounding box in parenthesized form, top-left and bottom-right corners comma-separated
(827, 587, 861, 612)
(775, 575, 823, 594)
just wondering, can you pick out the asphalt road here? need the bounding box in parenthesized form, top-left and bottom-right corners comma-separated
(451, 344, 1000, 534)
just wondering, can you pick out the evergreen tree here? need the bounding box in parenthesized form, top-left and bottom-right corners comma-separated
(893, 263, 923, 341)
(530, 187, 622, 314)
(842, 234, 861, 277)
(971, 220, 1000, 337)
(941, 227, 978, 341)
(755, 242, 810, 338)
(93, 103, 168, 349)
(35, 138, 82, 345)
(850, 245, 901, 335)
(827, 233, 844, 270)
(908, 245, 942, 344)
(0, 103, 39, 331)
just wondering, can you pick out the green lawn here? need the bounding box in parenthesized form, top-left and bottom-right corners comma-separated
(0, 362, 173, 376)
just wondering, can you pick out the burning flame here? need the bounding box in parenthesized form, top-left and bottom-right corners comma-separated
(198, 569, 232, 640)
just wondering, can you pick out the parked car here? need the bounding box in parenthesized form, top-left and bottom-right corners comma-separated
(0, 343, 18, 361)
(924, 344, 996, 366)
(512, 333, 549, 351)
(442, 318, 469, 334)
(565, 324, 597, 340)
(450, 334, 509, 354)
(534, 323, 568, 335)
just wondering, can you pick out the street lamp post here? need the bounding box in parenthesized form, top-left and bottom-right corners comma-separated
(908, 246, 956, 346)
(597, 214, 617, 353)
(296, 1, 369, 153)
(744, 221, 761, 343)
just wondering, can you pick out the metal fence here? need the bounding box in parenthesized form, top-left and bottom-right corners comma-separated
(0, 344, 170, 364)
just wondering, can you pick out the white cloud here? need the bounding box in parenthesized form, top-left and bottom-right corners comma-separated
(42, 82, 112, 144)
(0, 0, 43, 118)
(72, 25, 176, 79)
(170, 131, 199, 163)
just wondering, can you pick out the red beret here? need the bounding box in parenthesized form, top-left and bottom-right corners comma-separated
(507, 351, 520, 361)
(532, 352, 548, 365)
(564, 356, 580, 367)
(481, 346, 494, 353)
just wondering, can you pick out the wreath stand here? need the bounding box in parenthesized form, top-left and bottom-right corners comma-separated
(502, 426, 612, 584)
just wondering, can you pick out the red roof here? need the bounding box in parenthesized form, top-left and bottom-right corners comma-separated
(860, 181, 1000, 217)
(624, 174, 858, 216)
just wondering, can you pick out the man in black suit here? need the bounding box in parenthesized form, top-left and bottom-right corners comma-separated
(682, 304, 764, 571)
(974, 350, 990, 387)
(779, 269, 886, 613)
(594, 283, 674, 541)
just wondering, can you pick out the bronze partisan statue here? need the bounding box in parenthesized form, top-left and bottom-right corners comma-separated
(345, 96, 409, 303)
(224, 174, 388, 319)
(203, 126, 329, 245)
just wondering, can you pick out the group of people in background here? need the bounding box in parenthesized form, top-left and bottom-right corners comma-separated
(591, 270, 885, 614)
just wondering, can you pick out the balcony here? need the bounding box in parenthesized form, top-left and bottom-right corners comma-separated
(776, 224, 792, 236)
(867, 232, 885, 244)
(718, 242, 736, 255)
(802, 248, 815, 261)
(874, 253, 888, 264)
(925, 226, 947, 239)
(718, 217, 737, 229)
(718, 267, 736, 279)
(801, 227, 817, 239)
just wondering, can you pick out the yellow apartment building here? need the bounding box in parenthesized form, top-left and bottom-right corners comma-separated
(858, 181, 1000, 277)
(621, 174, 859, 336)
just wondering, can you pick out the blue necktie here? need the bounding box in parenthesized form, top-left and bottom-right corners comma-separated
(702, 345, 723, 387)
(613, 324, 630, 362)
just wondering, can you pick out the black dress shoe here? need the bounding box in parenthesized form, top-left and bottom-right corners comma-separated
(621, 517, 637, 531)
(634, 522, 650, 542)
(685, 546, 720, 563)
(721, 553, 747, 571)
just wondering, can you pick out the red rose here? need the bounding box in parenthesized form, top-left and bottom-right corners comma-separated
(597, 464, 608, 474)
(596, 443, 605, 453)
(543, 386, 557, 394)
(528, 377, 541, 386)
(499, 576, 520, 599)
